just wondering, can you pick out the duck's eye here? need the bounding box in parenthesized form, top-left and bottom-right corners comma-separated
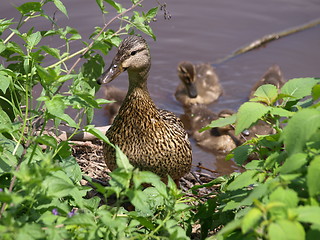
(130, 50, 137, 56)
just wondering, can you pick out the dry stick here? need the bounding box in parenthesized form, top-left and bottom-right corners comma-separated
(192, 164, 219, 174)
(66, 0, 145, 75)
(215, 17, 320, 64)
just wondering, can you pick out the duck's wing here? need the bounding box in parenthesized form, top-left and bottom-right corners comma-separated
(158, 109, 190, 139)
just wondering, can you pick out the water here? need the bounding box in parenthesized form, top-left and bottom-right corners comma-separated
(2, 0, 320, 176)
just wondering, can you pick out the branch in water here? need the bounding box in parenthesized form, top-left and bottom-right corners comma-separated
(215, 17, 320, 64)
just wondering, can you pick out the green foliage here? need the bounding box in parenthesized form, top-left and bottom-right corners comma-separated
(2, 0, 320, 239)
(199, 78, 320, 239)
(0, 1, 194, 239)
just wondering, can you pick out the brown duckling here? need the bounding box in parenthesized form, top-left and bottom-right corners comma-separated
(249, 64, 285, 99)
(103, 85, 126, 124)
(97, 36, 192, 185)
(183, 105, 275, 154)
(182, 105, 239, 154)
(175, 61, 223, 106)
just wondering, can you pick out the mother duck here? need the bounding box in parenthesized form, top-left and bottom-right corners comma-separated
(97, 36, 192, 184)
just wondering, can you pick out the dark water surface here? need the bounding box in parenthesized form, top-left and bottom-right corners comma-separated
(2, 0, 320, 176)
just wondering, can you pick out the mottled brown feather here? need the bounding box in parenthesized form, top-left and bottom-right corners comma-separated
(99, 36, 192, 182)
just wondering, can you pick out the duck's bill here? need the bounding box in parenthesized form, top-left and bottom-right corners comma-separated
(97, 63, 123, 85)
(186, 82, 198, 98)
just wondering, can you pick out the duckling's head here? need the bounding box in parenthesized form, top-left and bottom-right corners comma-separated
(177, 61, 198, 98)
(97, 35, 151, 85)
(261, 65, 284, 88)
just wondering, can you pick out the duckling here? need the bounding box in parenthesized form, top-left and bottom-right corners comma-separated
(249, 64, 285, 99)
(182, 105, 239, 154)
(97, 36, 192, 185)
(175, 61, 223, 106)
(184, 104, 275, 154)
(103, 85, 126, 124)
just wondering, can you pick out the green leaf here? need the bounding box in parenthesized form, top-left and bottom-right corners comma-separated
(241, 207, 263, 234)
(235, 102, 271, 135)
(0, 109, 12, 125)
(0, 42, 6, 54)
(16, 223, 45, 240)
(43, 176, 75, 198)
(269, 107, 294, 117)
(227, 170, 259, 191)
(59, 114, 78, 128)
(233, 145, 254, 165)
(132, 11, 156, 40)
(127, 189, 152, 215)
(251, 84, 278, 105)
(40, 45, 60, 59)
(57, 74, 76, 83)
(45, 96, 77, 128)
(129, 215, 156, 230)
(281, 109, 320, 155)
(45, 96, 65, 115)
(95, 0, 104, 11)
(59, 156, 82, 183)
(279, 153, 307, 174)
(16, 2, 42, 14)
(294, 206, 320, 225)
(0, 19, 15, 35)
(145, 7, 158, 20)
(27, 31, 42, 49)
(0, 70, 12, 93)
(84, 125, 113, 145)
(36, 64, 55, 85)
(133, 171, 161, 188)
(312, 83, 320, 100)
(35, 135, 57, 148)
(200, 114, 236, 132)
(269, 187, 298, 208)
(215, 219, 242, 238)
(281, 78, 320, 101)
(53, 0, 68, 17)
(306, 224, 320, 240)
(115, 145, 133, 172)
(104, 0, 124, 12)
(307, 156, 320, 197)
(268, 220, 305, 240)
(240, 182, 269, 206)
(163, 219, 189, 239)
(64, 213, 96, 226)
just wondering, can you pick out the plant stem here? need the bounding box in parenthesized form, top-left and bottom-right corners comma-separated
(66, 0, 145, 75)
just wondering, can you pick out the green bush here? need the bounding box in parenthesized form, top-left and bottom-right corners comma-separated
(1, 0, 320, 239)
(197, 78, 320, 239)
(0, 1, 194, 239)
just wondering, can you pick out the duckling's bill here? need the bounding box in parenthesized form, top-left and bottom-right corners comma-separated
(186, 82, 198, 98)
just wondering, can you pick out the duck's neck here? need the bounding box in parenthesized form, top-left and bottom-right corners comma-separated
(128, 72, 149, 93)
(119, 71, 157, 116)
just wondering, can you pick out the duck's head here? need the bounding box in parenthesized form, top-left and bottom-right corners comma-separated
(177, 61, 198, 98)
(97, 35, 151, 85)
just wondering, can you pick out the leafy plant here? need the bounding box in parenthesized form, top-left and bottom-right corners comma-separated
(0, 0, 195, 239)
(197, 78, 320, 239)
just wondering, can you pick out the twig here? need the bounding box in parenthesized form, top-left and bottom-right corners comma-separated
(190, 171, 203, 185)
(58, 125, 110, 141)
(192, 163, 219, 174)
(215, 17, 320, 64)
(66, 0, 145, 75)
